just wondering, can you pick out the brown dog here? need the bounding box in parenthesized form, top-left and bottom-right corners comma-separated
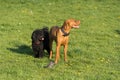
(49, 19, 80, 64)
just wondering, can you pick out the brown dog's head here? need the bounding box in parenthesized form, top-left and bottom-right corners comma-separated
(62, 19, 80, 30)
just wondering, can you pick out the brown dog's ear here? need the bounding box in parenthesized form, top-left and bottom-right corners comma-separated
(64, 20, 73, 30)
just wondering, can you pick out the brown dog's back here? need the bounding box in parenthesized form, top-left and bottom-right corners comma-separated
(50, 26, 59, 41)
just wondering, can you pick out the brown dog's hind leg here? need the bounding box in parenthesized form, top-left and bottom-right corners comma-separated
(49, 39, 53, 59)
(55, 44, 60, 64)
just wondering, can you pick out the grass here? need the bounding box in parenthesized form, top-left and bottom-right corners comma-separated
(0, 0, 120, 80)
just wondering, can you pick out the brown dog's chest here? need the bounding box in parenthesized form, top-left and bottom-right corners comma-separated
(60, 37, 69, 45)
(57, 30, 69, 45)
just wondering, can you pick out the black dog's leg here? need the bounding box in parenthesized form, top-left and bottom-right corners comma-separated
(46, 47, 50, 55)
(34, 51, 39, 58)
(38, 50, 44, 58)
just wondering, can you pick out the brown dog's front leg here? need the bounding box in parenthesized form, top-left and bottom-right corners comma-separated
(50, 51, 52, 59)
(64, 44, 68, 62)
(55, 44, 60, 64)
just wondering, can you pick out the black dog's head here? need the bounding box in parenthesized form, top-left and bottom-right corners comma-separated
(31, 29, 44, 45)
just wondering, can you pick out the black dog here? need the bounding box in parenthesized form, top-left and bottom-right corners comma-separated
(31, 27, 50, 58)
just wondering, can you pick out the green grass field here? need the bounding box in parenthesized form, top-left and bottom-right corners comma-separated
(0, 0, 120, 80)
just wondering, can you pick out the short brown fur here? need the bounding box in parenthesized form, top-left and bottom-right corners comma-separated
(49, 19, 80, 64)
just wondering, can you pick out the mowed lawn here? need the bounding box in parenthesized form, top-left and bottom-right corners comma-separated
(0, 0, 120, 80)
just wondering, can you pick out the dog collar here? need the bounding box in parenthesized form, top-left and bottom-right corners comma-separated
(61, 28, 70, 36)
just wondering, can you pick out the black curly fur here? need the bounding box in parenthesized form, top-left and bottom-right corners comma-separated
(31, 27, 50, 58)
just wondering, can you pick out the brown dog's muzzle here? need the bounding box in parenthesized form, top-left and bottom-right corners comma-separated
(72, 20, 80, 28)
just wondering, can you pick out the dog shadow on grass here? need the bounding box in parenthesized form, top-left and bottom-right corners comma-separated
(7, 44, 33, 56)
(115, 30, 120, 35)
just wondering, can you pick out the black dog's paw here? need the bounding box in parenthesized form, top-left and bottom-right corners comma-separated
(34, 54, 43, 58)
(34, 54, 38, 58)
